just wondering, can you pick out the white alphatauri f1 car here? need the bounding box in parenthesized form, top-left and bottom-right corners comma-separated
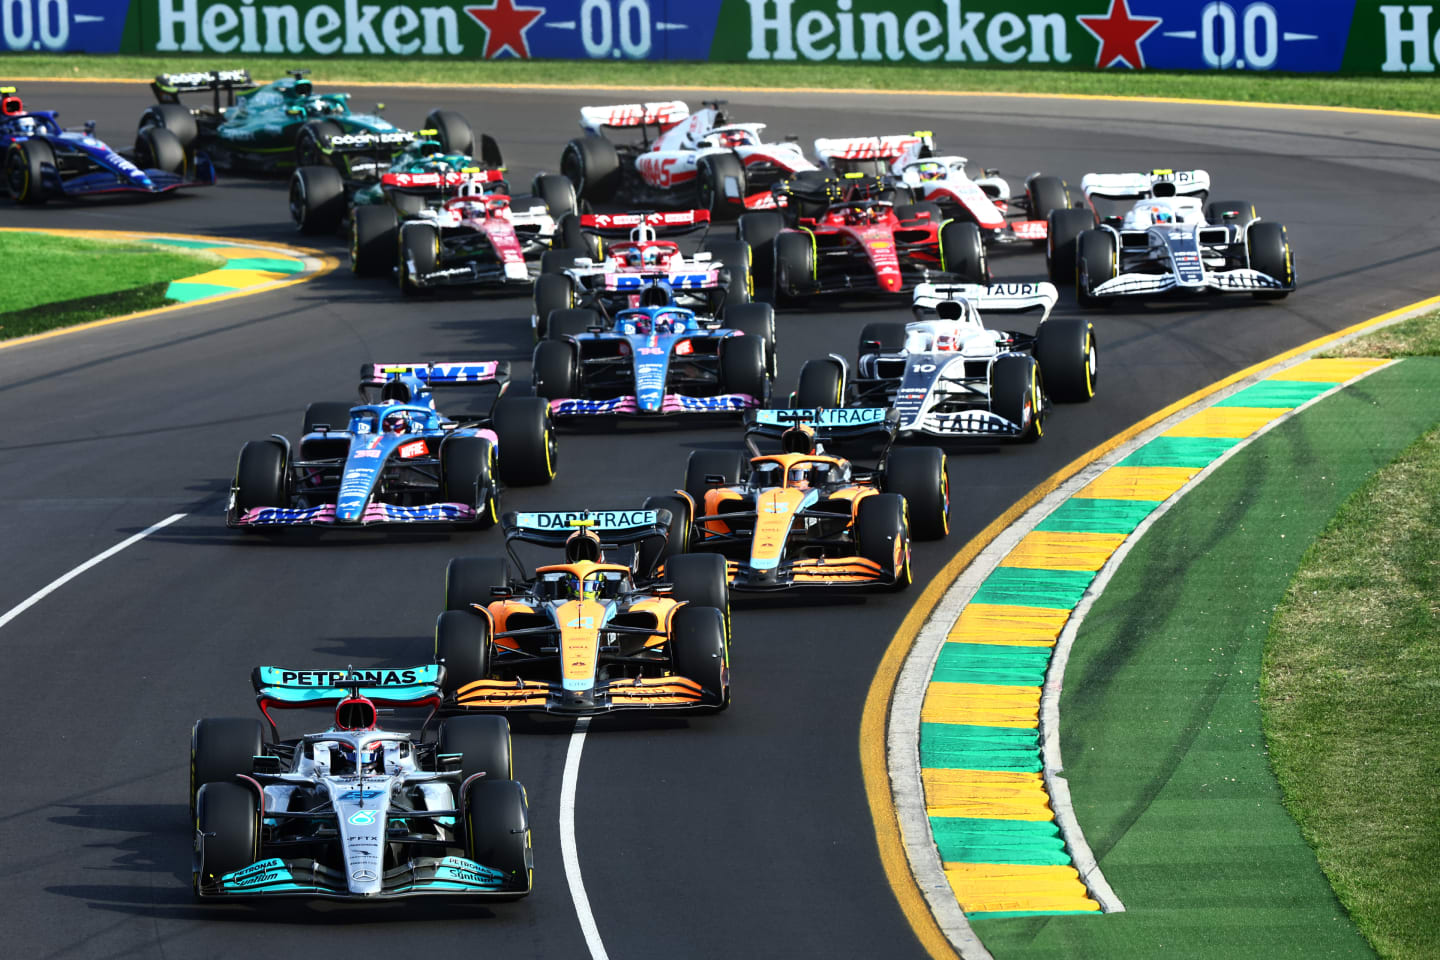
(792, 282, 1096, 443)
(1046, 168, 1296, 305)
(811, 132, 1071, 247)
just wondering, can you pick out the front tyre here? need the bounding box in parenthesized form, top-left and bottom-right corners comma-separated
(990, 355, 1043, 443)
(668, 604, 729, 712)
(194, 782, 259, 894)
(435, 609, 493, 694)
(1075, 229, 1117, 308)
(441, 437, 498, 528)
(399, 222, 440, 296)
(882, 447, 949, 541)
(351, 203, 398, 275)
(464, 778, 532, 897)
(1247, 221, 1294, 300)
(233, 440, 288, 513)
(698, 152, 746, 221)
(855, 493, 912, 592)
(290, 164, 346, 235)
(1035, 317, 1097, 403)
(1047, 208, 1095, 285)
(5, 140, 52, 205)
(492, 396, 557, 486)
(939, 220, 987, 283)
(793, 357, 845, 409)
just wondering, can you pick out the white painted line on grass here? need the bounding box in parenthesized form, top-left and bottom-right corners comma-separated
(561, 716, 610, 960)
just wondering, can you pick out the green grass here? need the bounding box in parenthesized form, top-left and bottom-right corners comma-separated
(0, 232, 220, 339)
(1322, 311, 1440, 359)
(10, 54, 1440, 115)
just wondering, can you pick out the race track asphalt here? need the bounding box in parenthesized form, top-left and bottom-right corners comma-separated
(2, 81, 1438, 959)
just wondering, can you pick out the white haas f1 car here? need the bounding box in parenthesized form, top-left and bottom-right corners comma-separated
(812, 132, 1071, 246)
(559, 99, 816, 220)
(1046, 168, 1296, 304)
(794, 282, 1096, 443)
(531, 210, 753, 339)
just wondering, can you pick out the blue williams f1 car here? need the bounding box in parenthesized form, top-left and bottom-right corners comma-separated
(531, 284, 774, 421)
(227, 362, 557, 529)
(2, 86, 214, 204)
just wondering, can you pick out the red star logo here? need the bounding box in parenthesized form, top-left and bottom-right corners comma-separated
(1078, 0, 1162, 69)
(464, 0, 545, 59)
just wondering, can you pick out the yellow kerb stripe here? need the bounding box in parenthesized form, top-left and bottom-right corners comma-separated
(943, 863, 1101, 914)
(947, 604, 1070, 647)
(172, 268, 289, 289)
(921, 682, 1040, 728)
(1073, 466, 1196, 501)
(1164, 406, 1285, 438)
(1000, 530, 1127, 572)
(1269, 357, 1391, 382)
(923, 769, 1054, 820)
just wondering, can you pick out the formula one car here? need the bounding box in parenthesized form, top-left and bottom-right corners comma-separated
(532, 291, 774, 420)
(674, 409, 950, 592)
(533, 210, 753, 337)
(559, 99, 816, 220)
(794, 282, 1095, 443)
(226, 361, 557, 529)
(813, 132, 1071, 247)
(191, 666, 530, 899)
(1046, 168, 1296, 303)
(138, 68, 480, 174)
(2, 86, 213, 204)
(435, 511, 730, 714)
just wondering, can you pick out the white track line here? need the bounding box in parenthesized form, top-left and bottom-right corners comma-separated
(561, 716, 610, 960)
(0, 513, 186, 631)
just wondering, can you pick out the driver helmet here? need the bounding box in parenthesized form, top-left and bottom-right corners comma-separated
(564, 527, 604, 564)
(780, 424, 817, 455)
(564, 571, 603, 601)
(622, 315, 651, 335)
(1149, 204, 1175, 224)
(485, 195, 510, 217)
(787, 465, 813, 490)
(332, 740, 383, 776)
(639, 284, 671, 308)
(918, 162, 946, 182)
(641, 246, 669, 269)
(717, 130, 750, 148)
(935, 331, 959, 352)
(843, 205, 868, 226)
(382, 410, 412, 434)
(12, 115, 36, 135)
(334, 696, 378, 731)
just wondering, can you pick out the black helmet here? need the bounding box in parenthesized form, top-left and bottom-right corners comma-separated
(780, 424, 817, 455)
(564, 528, 603, 564)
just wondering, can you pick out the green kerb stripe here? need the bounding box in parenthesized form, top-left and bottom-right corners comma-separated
(222, 257, 304, 273)
(1215, 380, 1334, 408)
(141, 237, 223, 249)
(920, 722, 1040, 772)
(930, 816, 1074, 866)
(1119, 436, 1239, 468)
(932, 642, 1053, 687)
(967, 910, 1101, 919)
(1034, 497, 1160, 534)
(971, 567, 1094, 610)
(165, 282, 235, 302)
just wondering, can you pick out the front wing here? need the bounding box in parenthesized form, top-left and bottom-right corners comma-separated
(450, 674, 715, 714)
(548, 393, 757, 418)
(199, 855, 520, 899)
(230, 502, 479, 527)
(723, 555, 896, 591)
(1091, 267, 1291, 297)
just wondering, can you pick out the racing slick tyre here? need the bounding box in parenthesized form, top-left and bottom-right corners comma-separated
(666, 552, 730, 636)
(493, 396, 558, 486)
(134, 126, 187, 176)
(532, 273, 576, 340)
(990, 354, 1043, 443)
(858, 321, 907, 361)
(351, 203, 399, 275)
(939, 220, 987, 283)
(289, 164, 346, 235)
(391, 191, 426, 218)
(719, 334, 770, 405)
(669, 604, 729, 712)
(534, 173, 578, 220)
(1047, 208, 1095, 285)
(440, 714, 511, 782)
(441, 437, 499, 528)
(435, 610, 493, 695)
(399, 222, 440, 296)
(531, 339, 579, 401)
(1076, 229, 1117, 307)
(464, 778, 532, 897)
(233, 440, 289, 512)
(684, 450, 745, 521)
(882, 447, 949, 541)
(1246, 221, 1294, 301)
(643, 493, 693, 565)
(547, 307, 602, 341)
(541, 248, 579, 276)
(738, 211, 785, 297)
(557, 213, 603, 260)
(1206, 199, 1258, 227)
(722, 302, 777, 378)
(893, 202, 943, 224)
(1035, 317, 1097, 403)
(793, 357, 845, 408)
(561, 135, 620, 203)
(294, 119, 343, 170)
(702, 238, 754, 306)
(194, 781, 259, 893)
(446, 556, 511, 612)
(698, 152, 747, 221)
(425, 109, 476, 157)
(138, 104, 198, 151)
(1026, 175, 1070, 226)
(5, 139, 52, 204)
(773, 231, 816, 301)
(302, 401, 353, 434)
(855, 493, 912, 592)
(190, 717, 263, 820)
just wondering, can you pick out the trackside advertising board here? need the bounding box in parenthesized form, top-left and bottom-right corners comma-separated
(3, 0, 1438, 71)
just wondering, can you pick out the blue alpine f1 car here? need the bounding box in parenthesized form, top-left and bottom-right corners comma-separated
(1, 86, 214, 204)
(226, 362, 557, 529)
(530, 283, 775, 421)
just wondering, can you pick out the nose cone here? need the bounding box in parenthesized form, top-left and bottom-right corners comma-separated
(637, 388, 664, 412)
(880, 271, 903, 292)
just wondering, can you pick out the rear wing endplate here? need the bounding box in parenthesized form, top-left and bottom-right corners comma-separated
(580, 101, 689, 135)
(1080, 168, 1210, 200)
(913, 281, 1058, 323)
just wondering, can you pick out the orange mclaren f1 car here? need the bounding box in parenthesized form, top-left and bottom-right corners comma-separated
(434, 510, 729, 715)
(653, 408, 949, 592)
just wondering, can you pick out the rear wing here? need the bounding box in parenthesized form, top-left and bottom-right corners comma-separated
(252, 665, 444, 734)
(913, 281, 1058, 324)
(151, 69, 255, 106)
(326, 130, 417, 153)
(580, 101, 689, 135)
(746, 407, 899, 448)
(1080, 169, 1210, 200)
(577, 210, 711, 236)
(813, 132, 931, 165)
(502, 509, 671, 545)
(362, 361, 510, 387)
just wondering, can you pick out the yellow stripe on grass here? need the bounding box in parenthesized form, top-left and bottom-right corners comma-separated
(999, 530, 1127, 572)
(922, 682, 1040, 728)
(1164, 405, 1286, 438)
(1269, 357, 1390, 382)
(923, 769, 1054, 820)
(943, 863, 1102, 915)
(946, 604, 1070, 647)
(172, 268, 289, 289)
(1074, 466, 1196, 501)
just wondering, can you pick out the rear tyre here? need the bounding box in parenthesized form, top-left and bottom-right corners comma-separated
(1246, 221, 1294, 300)
(793, 358, 844, 409)
(435, 610, 493, 693)
(289, 164, 346, 234)
(1047, 208, 1095, 285)
(557, 213, 602, 260)
(438, 714, 511, 782)
(464, 778, 532, 897)
(425, 109, 475, 157)
(399, 223, 440, 295)
(1035, 317, 1097, 402)
(531, 339, 579, 401)
(1206, 199, 1257, 227)
(773, 232, 815, 300)
(194, 782, 259, 891)
(719, 334, 769, 404)
(5, 140, 52, 204)
(135, 126, 187, 176)
(533, 274, 576, 340)
(446, 556, 510, 612)
(697, 152, 746, 221)
(190, 717, 263, 820)
(1026, 175, 1069, 224)
(533, 173, 577, 220)
(990, 355, 1042, 443)
(939, 220, 986, 283)
(738, 211, 785, 295)
(541, 248, 579, 276)
(492, 396, 557, 485)
(1076, 229, 1117, 307)
(702, 237, 753, 305)
(882, 447, 949, 541)
(666, 552, 730, 636)
(294, 120, 343, 170)
(721, 302, 776, 378)
(858, 321, 906, 361)
(441, 437, 498, 528)
(684, 450, 745, 521)
(560, 136, 620, 203)
(139, 104, 197, 151)
(547, 307, 602, 341)
(855, 493, 912, 591)
(669, 605, 729, 711)
(351, 203, 398, 275)
(302, 401, 353, 434)
(233, 440, 288, 512)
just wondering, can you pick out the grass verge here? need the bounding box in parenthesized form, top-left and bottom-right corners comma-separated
(7, 55, 1440, 115)
(0, 232, 221, 340)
